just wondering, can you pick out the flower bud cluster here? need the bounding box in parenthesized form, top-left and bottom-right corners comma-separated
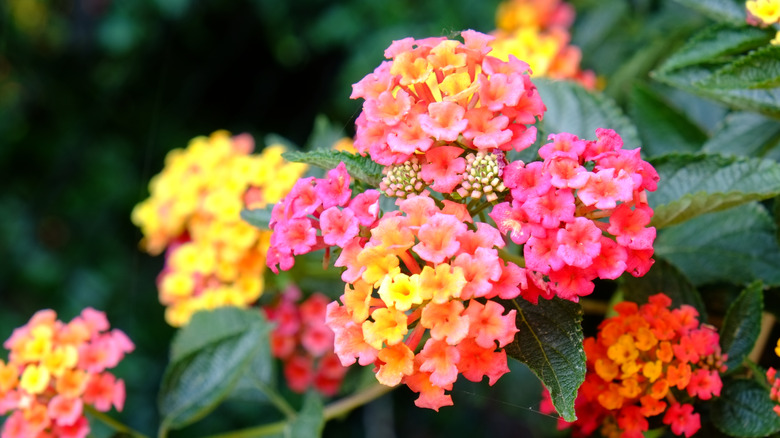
(490, 128, 659, 302)
(546, 294, 726, 438)
(132, 131, 307, 326)
(490, 0, 597, 88)
(264, 287, 349, 396)
(0, 308, 134, 438)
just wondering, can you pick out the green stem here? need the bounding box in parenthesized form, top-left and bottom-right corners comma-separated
(497, 247, 525, 268)
(85, 405, 151, 438)
(200, 383, 394, 438)
(252, 377, 297, 419)
(469, 201, 492, 218)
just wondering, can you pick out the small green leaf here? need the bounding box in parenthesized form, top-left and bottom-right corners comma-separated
(648, 153, 780, 228)
(619, 258, 706, 319)
(655, 203, 780, 286)
(659, 24, 772, 72)
(285, 392, 324, 438)
(703, 111, 780, 157)
(159, 308, 272, 432)
(529, 79, 640, 158)
(701, 46, 780, 89)
(241, 205, 275, 230)
(282, 150, 383, 187)
(504, 297, 585, 422)
(671, 0, 745, 24)
(629, 83, 707, 158)
(712, 378, 780, 437)
(720, 282, 764, 373)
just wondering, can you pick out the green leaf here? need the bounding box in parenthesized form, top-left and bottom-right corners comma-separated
(653, 65, 780, 118)
(648, 153, 780, 228)
(720, 282, 764, 373)
(629, 83, 707, 158)
(712, 378, 780, 437)
(285, 392, 324, 438)
(671, 0, 745, 24)
(532, 79, 641, 151)
(240, 205, 275, 230)
(282, 149, 383, 187)
(159, 308, 272, 432)
(659, 24, 772, 72)
(703, 111, 780, 157)
(655, 203, 780, 286)
(504, 297, 585, 422)
(700, 46, 780, 89)
(619, 258, 706, 319)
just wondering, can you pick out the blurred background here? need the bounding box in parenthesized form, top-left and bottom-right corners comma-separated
(0, 0, 710, 436)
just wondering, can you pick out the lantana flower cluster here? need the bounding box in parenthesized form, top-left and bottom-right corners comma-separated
(326, 195, 519, 410)
(268, 30, 658, 411)
(548, 294, 726, 438)
(490, 0, 596, 88)
(489, 128, 659, 302)
(765, 337, 780, 416)
(132, 131, 307, 326)
(264, 286, 349, 396)
(0, 308, 134, 438)
(746, 0, 780, 45)
(350, 30, 544, 168)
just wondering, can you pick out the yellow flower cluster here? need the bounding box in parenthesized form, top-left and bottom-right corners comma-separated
(490, 0, 596, 88)
(746, 0, 780, 45)
(132, 131, 306, 326)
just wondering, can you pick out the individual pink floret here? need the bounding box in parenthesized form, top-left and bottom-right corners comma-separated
(464, 300, 518, 349)
(556, 217, 602, 268)
(577, 168, 634, 209)
(478, 72, 524, 111)
(414, 213, 467, 264)
(418, 339, 461, 387)
(315, 162, 352, 209)
(419, 101, 468, 142)
(320, 207, 360, 248)
(463, 108, 512, 150)
(456, 338, 510, 386)
(420, 146, 466, 193)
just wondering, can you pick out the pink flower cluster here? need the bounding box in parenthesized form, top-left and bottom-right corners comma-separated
(351, 30, 544, 179)
(0, 308, 134, 438)
(489, 128, 659, 302)
(267, 162, 381, 273)
(325, 196, 521, 410)
(264, 287, 348, 396)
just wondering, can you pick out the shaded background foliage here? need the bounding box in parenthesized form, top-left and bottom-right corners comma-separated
(4, 0, 780, 436)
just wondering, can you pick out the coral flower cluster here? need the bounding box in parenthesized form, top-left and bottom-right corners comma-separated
(351, 30, 545, 168)
(132, 131, 306, 326)
(490, 0, 596, 88)
(0, 308, 134, 438)
(264, 287, 348, 396)
(746, 0, 780, 45)
(549, 294, 726, 438)
(326, 195, 518, 410)
(489, 128, 659, 302)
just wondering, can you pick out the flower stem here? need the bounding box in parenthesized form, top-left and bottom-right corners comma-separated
(200, 383, 395, 438)
(85, 405, 151, 438)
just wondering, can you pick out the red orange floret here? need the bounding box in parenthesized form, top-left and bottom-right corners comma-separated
(0, 308, 133, 438)
(263, 287, 350, 397)
(554, 293, 726, 437)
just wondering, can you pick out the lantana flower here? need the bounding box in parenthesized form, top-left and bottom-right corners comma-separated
(132, 131, 307, 326)
(0, 308, 134, 438)
(544, 293, 726, 438)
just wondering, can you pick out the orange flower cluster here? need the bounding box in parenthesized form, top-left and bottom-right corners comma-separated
(0, 309, 133, 438)
(550, 294, 726, 438)
(131, 131, 306, 326)
(490, 0, 596, 88)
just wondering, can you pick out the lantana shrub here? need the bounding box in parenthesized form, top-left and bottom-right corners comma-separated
(6, 0, 780, 436)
